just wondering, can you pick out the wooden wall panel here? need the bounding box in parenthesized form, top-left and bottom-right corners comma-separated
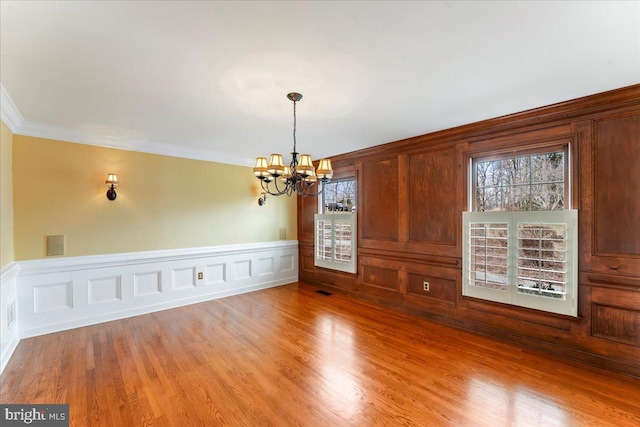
(298, 194, 317, 241)
(299, 84, 640, 378)
(594, 114, 640, 256)
(361, 157, 399, 241)
(592, 304, 640, 346)
(362, 265, 398, 291)
(406, 273, 455, 304)
(408, 148, 457, 244)
(591, 282, 640, 347)
(300, 251, 316, 275)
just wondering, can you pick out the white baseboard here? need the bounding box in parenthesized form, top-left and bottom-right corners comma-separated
(3, 241, 298, 370)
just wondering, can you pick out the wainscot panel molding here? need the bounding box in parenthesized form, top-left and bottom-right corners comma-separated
(0, 262, 20, 373)
(15, 241, 298, 341)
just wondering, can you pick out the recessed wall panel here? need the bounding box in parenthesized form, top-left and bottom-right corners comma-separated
(595, 114, 640, 255)
(7, 301, 16, 328)
(407, 273, 455, 304)
(206, 263, 226, 285)
(280, 254, 294, 272)
(362, 265, 398, 290)
(408, 148, 457, 244)
(134, 271, 162, 297)
(362, 157, 399, 241)
(258, 257, 275, 276)
(173, 267, 196, 290)
(234, 260, 251, 280)
(592, 304, 640, 346)
(88, 276, 122, 305)
(34, 282, 73, 313)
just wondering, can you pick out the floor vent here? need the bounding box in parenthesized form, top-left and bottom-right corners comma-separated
(316, 290, 332, 296)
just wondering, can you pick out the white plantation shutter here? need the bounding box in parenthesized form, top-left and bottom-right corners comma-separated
(316, 218, 333, 262)
(315, 213, 357, 273)
(463, 210, 577, 316)
(464, 214, 511, 304)
(517, 223, 568, 298)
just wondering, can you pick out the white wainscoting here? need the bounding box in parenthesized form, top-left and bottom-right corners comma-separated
(15, 240, 298, 342)
(0, 262, 20, 373)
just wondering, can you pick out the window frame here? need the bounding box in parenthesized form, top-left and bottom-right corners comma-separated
(463, 140, 578, 317)
(314, 176, 358, 274)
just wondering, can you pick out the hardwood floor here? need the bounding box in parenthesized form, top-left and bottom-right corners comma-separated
(2, 282, 639, 426)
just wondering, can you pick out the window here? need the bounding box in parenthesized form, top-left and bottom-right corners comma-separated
(463, 147, 578, 316)
(315, 179, 357, 273)
(321, 179, 357, 213)
(474, 149, 567, 211)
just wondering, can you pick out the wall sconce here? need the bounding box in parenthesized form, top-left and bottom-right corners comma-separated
(105, 173, 119, 200)
(258, 192, 267, 206)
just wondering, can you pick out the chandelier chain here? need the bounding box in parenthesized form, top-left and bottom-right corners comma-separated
(292, 99, 297, 156)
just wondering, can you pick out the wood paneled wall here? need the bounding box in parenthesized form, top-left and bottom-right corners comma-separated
(298, 84, 640, 378)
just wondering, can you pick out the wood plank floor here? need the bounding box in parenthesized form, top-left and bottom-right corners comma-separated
(1, 282, 639, 426)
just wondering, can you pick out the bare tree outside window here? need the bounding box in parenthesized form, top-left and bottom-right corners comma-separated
(322, 180, 357, 213)
(474, 151, 565, 212)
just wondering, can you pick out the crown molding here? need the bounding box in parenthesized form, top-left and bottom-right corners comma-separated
(0, 83, 24, 133)
(0, 82, 253, 167)
(16, 120, 254, 166)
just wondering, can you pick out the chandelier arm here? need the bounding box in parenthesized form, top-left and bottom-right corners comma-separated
(261, 178, 285, 196)
(260, 179, 274, 195)
(295, 179, 325, 197)
(277, 183, 291, 196)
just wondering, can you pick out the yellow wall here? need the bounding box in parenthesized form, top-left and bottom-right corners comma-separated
(13, 135, 297, 260)
(0, 121, 14, 267)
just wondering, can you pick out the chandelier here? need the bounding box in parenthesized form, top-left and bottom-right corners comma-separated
(253, 93, 333, 204)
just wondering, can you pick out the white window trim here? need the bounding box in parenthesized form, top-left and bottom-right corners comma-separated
(314, 213, 357, 274)
(462, 210, 578, 317)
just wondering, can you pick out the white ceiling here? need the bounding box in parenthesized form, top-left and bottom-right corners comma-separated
(1, 1, 639, 166)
